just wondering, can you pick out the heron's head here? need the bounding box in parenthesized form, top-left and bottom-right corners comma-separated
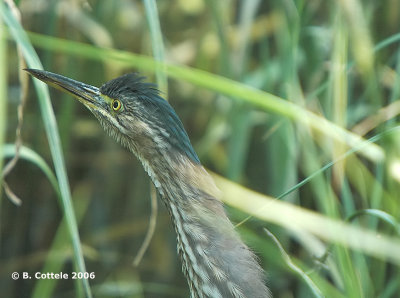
(25, 69, 200, 165)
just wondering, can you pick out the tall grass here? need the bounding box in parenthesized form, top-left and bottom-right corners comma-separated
(0, 1, 7, 196)
(1, 2, 91, 297)
(1, 1, 400, 297)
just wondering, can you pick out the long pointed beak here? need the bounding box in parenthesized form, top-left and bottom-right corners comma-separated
(25, 69, 103, 110)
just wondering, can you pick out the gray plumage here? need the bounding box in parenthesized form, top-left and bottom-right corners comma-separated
(25, 69, 271, 298)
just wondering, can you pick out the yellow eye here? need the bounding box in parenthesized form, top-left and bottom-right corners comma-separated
(112, 99, 122, 111)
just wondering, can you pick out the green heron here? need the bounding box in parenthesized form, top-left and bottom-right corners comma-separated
(26, 69, 270, 298)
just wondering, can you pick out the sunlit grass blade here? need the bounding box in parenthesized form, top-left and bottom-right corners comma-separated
(213, 173, 400, 265)
(1, 3, 91, 297)
(17, 31, 384, 162)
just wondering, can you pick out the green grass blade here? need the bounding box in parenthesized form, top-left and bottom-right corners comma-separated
(2, 144, 60, 198)
(264, 228, 323, 297)
(32, 186, 92, 298)
(1, 3, 91, 297)
(0, 3, 7, 193)
(347, 209, 400, 235)
(143, 0, 168, 96)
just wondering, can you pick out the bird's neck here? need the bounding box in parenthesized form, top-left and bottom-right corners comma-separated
(141, 152, 269, 298)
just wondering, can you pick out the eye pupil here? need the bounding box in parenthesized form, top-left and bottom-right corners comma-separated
(112, 100, 121, 110)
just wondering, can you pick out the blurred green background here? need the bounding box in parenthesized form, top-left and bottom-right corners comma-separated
(2, 0, 400, 297)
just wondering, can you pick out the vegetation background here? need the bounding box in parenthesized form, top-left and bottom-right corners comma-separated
(1, 0, 400, 297)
